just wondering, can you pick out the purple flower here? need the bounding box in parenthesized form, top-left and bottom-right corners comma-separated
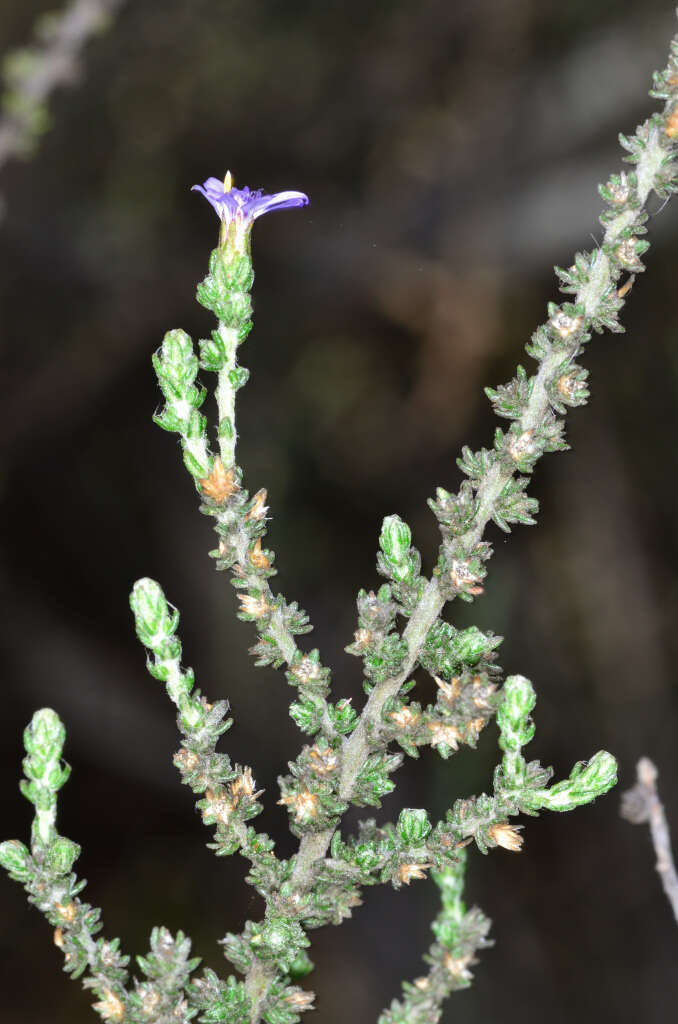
(192, 172, 309, 251)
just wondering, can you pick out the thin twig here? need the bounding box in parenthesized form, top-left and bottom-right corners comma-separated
(620, 757, 678, 927)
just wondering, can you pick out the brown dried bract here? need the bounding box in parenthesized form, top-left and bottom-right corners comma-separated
(199, 458, 238, 503)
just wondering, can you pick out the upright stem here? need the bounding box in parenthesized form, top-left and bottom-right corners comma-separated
(215, 323, 239, 468)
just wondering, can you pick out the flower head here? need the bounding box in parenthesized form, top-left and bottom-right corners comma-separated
(192, 171, 309, 252)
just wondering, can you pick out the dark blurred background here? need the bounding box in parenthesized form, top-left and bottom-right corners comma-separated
(2, 1, 678, 1021)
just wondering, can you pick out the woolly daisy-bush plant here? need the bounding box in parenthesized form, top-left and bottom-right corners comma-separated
(4, 19, 678, 1024)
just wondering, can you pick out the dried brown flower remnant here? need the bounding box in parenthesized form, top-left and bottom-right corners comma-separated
(549, 310, 582, 338)
(557, 373, 577, 400)
(427, 721, 461, 751)
(399, 862, 432, 885)
(285, 988, 310, 1007)
(291, 656, 321, 684)
(203, 788, 234, 825)
(100, 942, 117, 967)
(617, 275, 635, 299)
(249, 538, 271, 569)
(449, 559, 484, 596)
(389, 706, 419, 729)
(55, 901, 76, 924)
(488, 822, 524, 852)
(199, 457, 238, 503)
(309, 744, 338, 776)
(435, 675, 461, 704)
(278, 790, 319, 823)
(245, 488, 269, 521)
(666, 105, 678, 137)
(464, 717, 487, 743)
(93, 989, 125, 1023)
(231, 768, 263, 803)
(615, 238, 642, 268)
(140, 988, 160, 1016)
(472, 677, 497, 710)
(238, 593, 270, 618)
(284, 991, 315, 1012)
(175, 747, 199, 772)
(53, 927, 64, 948)
(443, 953, 474, 982)
(507, 429, 536, 463)
(607, 173, 631, 203)
(353, 628, 372, 649)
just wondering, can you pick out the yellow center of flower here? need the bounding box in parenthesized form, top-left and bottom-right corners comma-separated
(223, 170, 233, 192)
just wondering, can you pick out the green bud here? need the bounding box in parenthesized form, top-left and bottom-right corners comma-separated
(44, 837, 80, 876)
(23, 708, 65, 764)
(130, 578, 175, 653)
(380, 515, 413, 581)
(397, 807, 432, 846)
(497, 675, 536, 751)
(380, 515, 411, 561)
(0, 840, 32, 882)
(156, 329, 197, 391)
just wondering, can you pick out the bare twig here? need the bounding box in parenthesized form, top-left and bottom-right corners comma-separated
(621, 757, 678, 927)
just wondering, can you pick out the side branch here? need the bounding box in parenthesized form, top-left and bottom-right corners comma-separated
(621, 757, 678, 927)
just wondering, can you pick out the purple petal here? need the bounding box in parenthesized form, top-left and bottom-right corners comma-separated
(203, 176, 227, 194)
(249, 190, 310, 220)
